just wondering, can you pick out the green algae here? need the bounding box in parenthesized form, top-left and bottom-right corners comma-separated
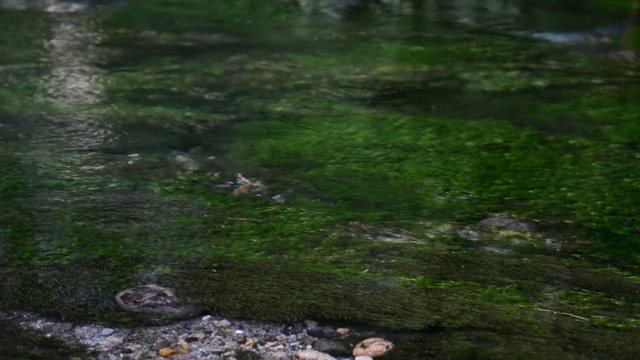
(1, 0, 640, 358)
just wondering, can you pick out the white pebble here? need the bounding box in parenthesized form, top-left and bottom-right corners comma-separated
(101, 328, 115, 336)
(234, 330, 244, 334)
(202, 315, 211, 321)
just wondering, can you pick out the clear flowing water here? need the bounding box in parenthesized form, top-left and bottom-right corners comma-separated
(1, 0, 640, 359)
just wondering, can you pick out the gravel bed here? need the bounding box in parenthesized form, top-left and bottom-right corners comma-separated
(3, 311, 378, 360)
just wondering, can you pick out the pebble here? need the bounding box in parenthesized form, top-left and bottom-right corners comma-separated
(202, 315, 211, 321)
(100, 328, 115, 336)
(355, 356, 374, 360)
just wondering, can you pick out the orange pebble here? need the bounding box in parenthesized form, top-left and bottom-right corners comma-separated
(232, 184, 252, 196)
(243, 338, 255, 347)
(158, 348, 174, 357)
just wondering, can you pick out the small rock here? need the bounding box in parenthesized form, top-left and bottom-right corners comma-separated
(185, 333, 206, 342)
(283, 324, 304, 335)
(271, 194, 286, 204)
(265, 341, 280, 348)
(158, 348, 174, 357)
(265, 351, 289, 360)
(292, 349, 337, 360)
(305, 320, 320, 332)
(243, 338, 255, 347)
(355, 356, 374, 360)
(320, 326, 339, 338)
(153, 339, 173, 351)
(234, 334, 247, 344)
(336, 328, 350, 335)
(352, 338, 394, 358)
(307, 327, 324, 338)
(301, 337, 315, 347)
(103, 335, 125, 348)
(232, 183, 252, 196)
(202, 315, 211, 321)
(168, 150, 199, 171)
(100, 328, 115, 336)
(313, 339, 350, 356)
(217, 319, 232, 328)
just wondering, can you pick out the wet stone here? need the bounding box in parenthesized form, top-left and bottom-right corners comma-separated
(167, 150, 199, 171)
(153, 339, 173, 351)
(100, 328, 115, 336)
(352, 337, 394, 358)
(283, 324, 304, 336)
(313, 338, 350, 356)
(320, 326, 340, 339)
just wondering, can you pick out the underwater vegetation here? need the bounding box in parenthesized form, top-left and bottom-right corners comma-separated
(1, 0, 639, 358)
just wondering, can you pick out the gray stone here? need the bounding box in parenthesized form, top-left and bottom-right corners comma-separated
(152, 339, 172, 351)
(313, 339, 350, 356)
(305, 321, 319, 332)
(167, 150, 199, 171)
(265, 351, 289, 360)
(320, 326, 339, 338)
(100, 328, 115, 336)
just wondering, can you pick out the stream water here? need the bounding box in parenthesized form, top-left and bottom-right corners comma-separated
(1, 1, 639, 359)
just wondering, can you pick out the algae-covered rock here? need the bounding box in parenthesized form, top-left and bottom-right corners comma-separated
(479, 216, 536, 232)
(115, 285, 204, 319)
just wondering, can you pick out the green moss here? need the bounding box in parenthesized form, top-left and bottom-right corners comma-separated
(1, 1, 640, 358)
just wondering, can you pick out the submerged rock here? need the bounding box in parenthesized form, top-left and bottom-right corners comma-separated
(352, 337, 394, 358)
(479, 216, 536, 232)
(313, 338, 351, 357)
(167, 151, 200, 171)
(115, 284, 204, 319)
